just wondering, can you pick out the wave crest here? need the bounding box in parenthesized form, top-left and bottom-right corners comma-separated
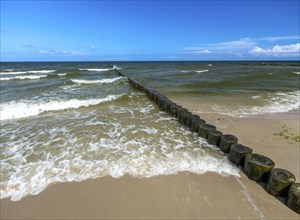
(71, 76, 126, 84)
(195, 69, 209, 73)
(0, 75, 48, 81)
(0, 94, 124, 120)
(0, 70, 56, 75)
(78, 68, 111, 72)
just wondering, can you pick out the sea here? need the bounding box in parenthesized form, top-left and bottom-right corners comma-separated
(1, 61, 299, 201)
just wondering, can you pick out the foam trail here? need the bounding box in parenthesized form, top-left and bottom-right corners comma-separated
(0, 140, 240, 201)
(79, 68, 111, 72)
(0, 71, 28, 75)
(251, 95, 261, 99)
(0, 101, 240, 201)
(293, 72, 300, 75)
(0, 94, 124, 120)
(195, 70, 209, 73)
(26, 70, 56, 74)
(57, 73, 67, 76)
(212, 91, 300, 118)
(0, 75, 48, 81)
(235, 177, 265, 220)
(71, 76, 125, 84)
(0, 70, 55, 75)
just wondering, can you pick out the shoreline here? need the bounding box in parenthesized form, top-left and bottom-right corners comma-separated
(172, 96, 300, 180)
(204, 111, 300, 180)
(1, 172, 299, 219)
(1, 108, 299, 219)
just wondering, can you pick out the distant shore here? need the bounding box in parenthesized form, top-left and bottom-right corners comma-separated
(1, 108, 299, 219)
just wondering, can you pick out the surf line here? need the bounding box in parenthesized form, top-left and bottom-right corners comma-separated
(108, 64, 300, 214)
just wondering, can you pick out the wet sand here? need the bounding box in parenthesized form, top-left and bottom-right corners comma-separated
(1, 172, 299, 219)
(1, 106, 299, 219)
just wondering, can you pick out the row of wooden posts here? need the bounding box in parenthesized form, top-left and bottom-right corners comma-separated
(109, 64, 299, 214)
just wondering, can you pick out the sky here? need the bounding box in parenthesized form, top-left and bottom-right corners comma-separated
(1, 0, 300, 61)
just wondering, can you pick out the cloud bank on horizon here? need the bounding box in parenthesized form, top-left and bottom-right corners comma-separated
(182, 36, 300, 59)
(1, 1, 299, 61)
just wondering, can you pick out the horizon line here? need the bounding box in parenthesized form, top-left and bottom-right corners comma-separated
(1, 59, 300, 63)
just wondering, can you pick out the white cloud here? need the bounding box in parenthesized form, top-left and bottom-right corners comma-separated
(209, 38, 256, 50)
(183, 38, 257, 56)
(181, 49, 212, 54)
(39, 50, 48, 54)
(184, 38, 256, 52)
(39, 49, 85, 56)
(257, 35, 300, 42)
(250, 43, 300, 56)
(196, 49, 212, 54)
(181, 35, 300, 58)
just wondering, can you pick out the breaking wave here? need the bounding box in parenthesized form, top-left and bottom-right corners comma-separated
(0, 75, 48, 81)
(78, 68, 111, 72)
(0, 94, 124, 120)
(71, 76, 126, 84)
(0, 70, 56, 75)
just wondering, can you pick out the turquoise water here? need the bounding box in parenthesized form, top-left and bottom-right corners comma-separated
(0, 61, 299, 201)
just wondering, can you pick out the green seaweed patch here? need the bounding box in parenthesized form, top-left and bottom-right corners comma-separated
(274, 125, 300, 144)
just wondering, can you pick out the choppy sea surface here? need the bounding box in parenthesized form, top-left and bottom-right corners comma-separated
(1, 61, 299, 201)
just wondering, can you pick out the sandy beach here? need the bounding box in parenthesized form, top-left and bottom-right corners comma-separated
(1, 0, 299, 218)
(177, 97, 300, 181)
(1, 172, 299, 219)
(1, 105, 299, 219)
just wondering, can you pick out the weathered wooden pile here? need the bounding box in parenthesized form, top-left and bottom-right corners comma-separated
(109, 64, 300, 214)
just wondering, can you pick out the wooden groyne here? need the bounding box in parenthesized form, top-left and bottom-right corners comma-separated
(108, 64, 300, 214)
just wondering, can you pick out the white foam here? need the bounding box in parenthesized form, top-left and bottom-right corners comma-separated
(0, 75, 48, 81)
(57, 73, 67, 76)
(0, 94, 124, 120)
(207, 64, 212, 67)
(293, 72, 300, 75)
(0, 71, 28, 75)
(132, 127, 158, 135)
(213, 91, 300, 117)
(195, 69, 209, 73)
(26, 70, 56, 74)
(0, 132, 239, 201)
(0, 70, 55, 75)
(112, 65, 122, 70)
(0, 101, 240, 201)
(79, 68, 111, 72)
(71, 76, 125, 84)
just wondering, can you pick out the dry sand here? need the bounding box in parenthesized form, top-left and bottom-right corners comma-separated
(1, 103, 299, 219)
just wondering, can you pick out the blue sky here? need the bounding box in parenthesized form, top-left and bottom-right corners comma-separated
(1, 0, 299, 61)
